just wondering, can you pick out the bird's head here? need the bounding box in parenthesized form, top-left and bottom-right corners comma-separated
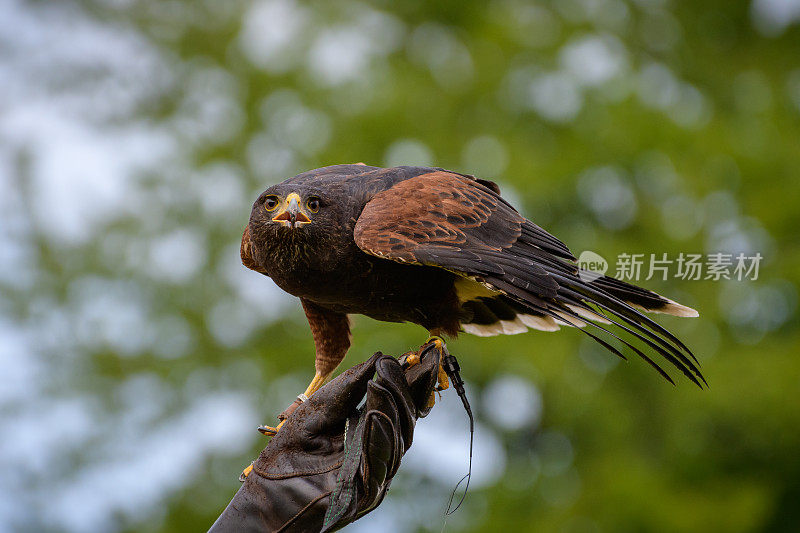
(241, 183, 342, 275)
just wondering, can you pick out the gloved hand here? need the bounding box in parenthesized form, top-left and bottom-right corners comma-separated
(209, 342, 443, 533)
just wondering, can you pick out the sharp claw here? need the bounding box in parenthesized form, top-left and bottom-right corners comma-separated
(258, 418, 286, 436)
(258, 425, 279, 436)
(240, 463, 254, 482)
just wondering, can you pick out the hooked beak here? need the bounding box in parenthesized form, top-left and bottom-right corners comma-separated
(272, 193, 311, 229)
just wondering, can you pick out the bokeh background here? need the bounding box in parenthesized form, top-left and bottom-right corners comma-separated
(1, 0, 799, 531)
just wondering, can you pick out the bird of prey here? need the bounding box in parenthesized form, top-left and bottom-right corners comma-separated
(241, 164, 703, 424)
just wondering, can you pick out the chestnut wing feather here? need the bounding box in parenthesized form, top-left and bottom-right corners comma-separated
(353, 171, 562, 299)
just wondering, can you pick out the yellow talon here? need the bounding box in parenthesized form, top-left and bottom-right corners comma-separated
(257, 373, 326, 444)
(405, 335, 444, 368)
(425, 335, 444, 349)
(240, 463, 254, 481)
(257, 420, 284, 436)
(423, 335, 449, 391)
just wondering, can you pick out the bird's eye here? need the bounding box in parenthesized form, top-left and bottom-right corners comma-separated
(264, 195, 280, 211)
(306, 197, 321, 213)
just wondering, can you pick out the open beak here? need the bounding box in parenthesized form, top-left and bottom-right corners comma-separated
(272, 193, 311, 228)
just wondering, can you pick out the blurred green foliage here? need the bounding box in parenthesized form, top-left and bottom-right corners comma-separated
(2, 0, 800, 531)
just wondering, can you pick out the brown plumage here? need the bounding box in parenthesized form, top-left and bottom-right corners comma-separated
(241, 164, 704, 393)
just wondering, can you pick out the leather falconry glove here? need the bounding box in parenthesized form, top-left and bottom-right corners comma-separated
(209, 342, 442, 533)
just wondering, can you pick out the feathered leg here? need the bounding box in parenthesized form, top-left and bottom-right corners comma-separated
(258, 299, 351, 436)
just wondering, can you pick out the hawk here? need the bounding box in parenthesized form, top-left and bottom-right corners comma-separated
(241, 164, 703, 424)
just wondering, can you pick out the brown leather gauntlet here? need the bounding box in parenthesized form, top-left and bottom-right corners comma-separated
(209, 343, 442, 533)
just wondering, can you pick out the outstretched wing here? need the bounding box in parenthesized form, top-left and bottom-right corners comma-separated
(354, 171, 571, 296)
(353, 170, 704, 387)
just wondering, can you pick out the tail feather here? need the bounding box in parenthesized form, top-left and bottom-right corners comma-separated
(457, 251, 704, 387)
(557, 278, 700, 366)
(546, 275, 705, 385)
(552, 305, 677, 386)
(553, 294, 704, 387)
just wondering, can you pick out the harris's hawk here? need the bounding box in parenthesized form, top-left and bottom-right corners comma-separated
(241, 164, 703, 424)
